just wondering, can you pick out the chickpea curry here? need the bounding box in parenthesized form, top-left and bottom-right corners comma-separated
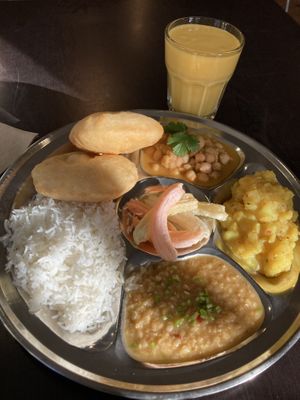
(140, 122, 241, 188)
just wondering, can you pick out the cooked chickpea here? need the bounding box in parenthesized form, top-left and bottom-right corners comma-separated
(185, 170, 197, 181)
(204, 138, 213, 146)
(151, 163, 160, 172)
(182, 163, 192, 171)
(153, 148, 162, 162)
(219, 152, 231, 165)
(212, 162, 222, 171)
(199, 162, 212, 174)
(195, 152, 206, 162)
(161, 155, 171, 168)
(169, 161, 177, 170)
(182, 154, 189, 164)
(205, 146, 218, 155)
(176, 157, 183, 167)
(171, 169, 180, 176)
(205, 153, 215, 163)
(194, 163, 201, 172)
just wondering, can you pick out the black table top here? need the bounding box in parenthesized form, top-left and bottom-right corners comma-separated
(0, 1, 299, 399)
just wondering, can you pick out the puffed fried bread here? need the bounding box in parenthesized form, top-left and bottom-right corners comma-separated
(31, 152, 138, 202)
(69, 111, 164, 154)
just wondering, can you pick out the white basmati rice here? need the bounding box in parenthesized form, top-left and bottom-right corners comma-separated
(1, 195, 125, 334)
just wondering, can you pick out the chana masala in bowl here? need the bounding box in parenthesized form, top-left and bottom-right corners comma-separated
(140, 121, 244, 189)
(122, 254, 265, 365)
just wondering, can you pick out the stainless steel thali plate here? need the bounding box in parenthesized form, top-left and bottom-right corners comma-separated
(0, 110, 299, 399)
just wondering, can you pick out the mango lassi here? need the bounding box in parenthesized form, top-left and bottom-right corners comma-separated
(165, 18, 244, 118)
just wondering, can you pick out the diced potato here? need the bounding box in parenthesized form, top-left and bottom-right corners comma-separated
(261, 239, 296, 277)
(219, 170, 299, 291)
(222, 230, 239, 241)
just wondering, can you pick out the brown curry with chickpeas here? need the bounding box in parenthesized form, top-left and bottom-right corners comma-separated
(140, 133, 241, 188)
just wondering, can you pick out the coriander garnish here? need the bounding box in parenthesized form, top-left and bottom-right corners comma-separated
(164, 121, 199, 157)
(195, 290, 222, 321)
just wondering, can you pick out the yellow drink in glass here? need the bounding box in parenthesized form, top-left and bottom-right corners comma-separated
(165, 17, 244, 118)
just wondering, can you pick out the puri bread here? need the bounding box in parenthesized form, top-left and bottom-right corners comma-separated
(69, 111, 164, 154)
(31, 152, 138, 202)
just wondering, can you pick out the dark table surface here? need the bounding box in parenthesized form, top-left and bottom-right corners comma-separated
(0, 1, 299, 399)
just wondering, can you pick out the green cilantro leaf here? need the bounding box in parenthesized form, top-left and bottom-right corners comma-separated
(164, 121, 188, 134)
(164, 121, 199, 157)
(167, 131, 199, 157)
(196, 290, 222, 321)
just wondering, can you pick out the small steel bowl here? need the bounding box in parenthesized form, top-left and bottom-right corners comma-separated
(116, 176, 213, 259)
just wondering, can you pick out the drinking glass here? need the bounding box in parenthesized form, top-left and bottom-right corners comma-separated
(165, 16, 245, 119)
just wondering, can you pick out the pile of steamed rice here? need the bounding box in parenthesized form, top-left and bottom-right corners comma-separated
(2, 195, 125, 334)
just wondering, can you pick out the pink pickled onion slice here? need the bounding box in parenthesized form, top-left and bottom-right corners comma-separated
(149, 183, 185, 261)
(169, 229, 208, 249)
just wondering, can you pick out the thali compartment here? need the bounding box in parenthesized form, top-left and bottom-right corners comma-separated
(210, 164, 300, 297)
(118, 247, 273, 369)
(0, 131, 126, 351)
(136, 116, 246, 190)
(116, 176, 215, 258)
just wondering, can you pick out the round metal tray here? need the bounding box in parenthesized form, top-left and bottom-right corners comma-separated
(0, 110, 299, 399)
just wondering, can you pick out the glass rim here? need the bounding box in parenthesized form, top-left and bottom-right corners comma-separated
(165, 16, 245, 57)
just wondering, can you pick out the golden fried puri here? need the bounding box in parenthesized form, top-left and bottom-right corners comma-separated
(69, 111, 164, 154)
(31, 152, 138, 202)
